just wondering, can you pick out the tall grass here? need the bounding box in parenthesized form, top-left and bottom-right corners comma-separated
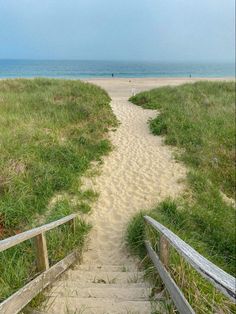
(131, 81, 235, 199)
(0, 78, 117, 301)
(127, 82, 236, 313)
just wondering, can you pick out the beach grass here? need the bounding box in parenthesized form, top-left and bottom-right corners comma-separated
(0, 78, 117, 301)
(131, 81, 235, 200)
(126, 203, 235, 313)
(127, 81, 235, 313)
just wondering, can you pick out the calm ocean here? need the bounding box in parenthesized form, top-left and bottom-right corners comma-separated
(0, 60, 234, 79)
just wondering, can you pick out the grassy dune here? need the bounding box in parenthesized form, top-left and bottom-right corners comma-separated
(131, 81, 235, 199)
(127, 81, 235, 313)
(0, 78, 117, 300)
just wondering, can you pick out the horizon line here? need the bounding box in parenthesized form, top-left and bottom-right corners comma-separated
(0, 58, 235, 64)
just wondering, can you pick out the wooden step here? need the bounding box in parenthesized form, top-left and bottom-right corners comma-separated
(50, 281, 150, 290)
(61, 270, 145, 284)
(45, 285, 152, 300)
(41, 297, 154, 314)
(74, 264, 139, 272)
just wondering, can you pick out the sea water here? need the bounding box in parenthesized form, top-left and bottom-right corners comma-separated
(0, 60, 234, 79)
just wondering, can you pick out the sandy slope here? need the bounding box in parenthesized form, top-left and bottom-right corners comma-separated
(80, 78, 190, 266)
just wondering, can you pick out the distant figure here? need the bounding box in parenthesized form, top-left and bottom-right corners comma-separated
(112, 73, 114, 78)
(131, 87, 136, 96)
(189, 74, 192, 78)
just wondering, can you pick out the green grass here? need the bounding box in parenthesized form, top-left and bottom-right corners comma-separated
(127, 81, 236, 313)
(130, 81, 235, 199)
(0, 78, 117, 301)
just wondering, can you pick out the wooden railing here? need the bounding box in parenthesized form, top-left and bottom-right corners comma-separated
(1, 214, 235, 314)
(144, 215, 236, 314)
(0, 214, 78, 314)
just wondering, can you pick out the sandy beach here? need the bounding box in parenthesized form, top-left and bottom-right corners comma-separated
(86, 77, 232, 97)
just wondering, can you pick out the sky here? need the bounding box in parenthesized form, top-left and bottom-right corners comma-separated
(0, 0, 235, 62)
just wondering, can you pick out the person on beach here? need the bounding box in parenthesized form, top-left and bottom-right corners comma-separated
(112, 73, 114, 77)
(131, 87, 136, 96)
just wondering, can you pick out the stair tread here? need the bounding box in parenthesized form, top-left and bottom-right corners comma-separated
(46, 285, 152, 300)
(41, 297, 155, 314)
(61, 270, 145, 284)
(74, 264, 139, 272)
(52, 281, 150, 288)
(66, 270, 144, 275)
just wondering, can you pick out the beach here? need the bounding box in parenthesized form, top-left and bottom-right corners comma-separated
(1, 77, 235, 313)
(1, 0, 235, 311)
(87, 77, 232, 96)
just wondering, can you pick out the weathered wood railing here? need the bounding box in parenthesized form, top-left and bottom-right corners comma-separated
(144, 215, 236, 314)
(0, 214, 78, 314)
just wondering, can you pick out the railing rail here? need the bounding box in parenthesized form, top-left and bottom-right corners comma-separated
(0, 214, 77, 253)
(144, 215, 236, 313)
(0, 214, 78, 314)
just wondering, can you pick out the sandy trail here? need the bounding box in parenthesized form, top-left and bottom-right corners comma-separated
(80, 78, 189, 266)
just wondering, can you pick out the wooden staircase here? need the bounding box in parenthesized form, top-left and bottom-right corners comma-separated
(0, 214, 235, 314)
(39, 264, 161, 314)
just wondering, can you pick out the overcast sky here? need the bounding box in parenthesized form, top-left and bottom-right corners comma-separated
(0, 0, 235, 62)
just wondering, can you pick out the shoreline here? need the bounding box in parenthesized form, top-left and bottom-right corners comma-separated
(0, 76, 234, 81)
(85, 76, 235, 80)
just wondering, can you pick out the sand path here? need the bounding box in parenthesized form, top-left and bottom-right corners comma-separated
(81, 78, 188, 266)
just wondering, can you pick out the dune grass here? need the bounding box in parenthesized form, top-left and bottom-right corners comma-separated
(126, 203, 235, 314)
(127, 81, 235, 313)
(131, 81, 235, 200)
(0, 78, 117, 301)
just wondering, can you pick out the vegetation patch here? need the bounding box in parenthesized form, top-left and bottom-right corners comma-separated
(0, 78, 117, 301)
(126, 201, 235, 314)
(131, 81, 235, 199)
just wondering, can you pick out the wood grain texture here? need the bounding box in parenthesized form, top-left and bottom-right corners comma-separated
(160, 235, 169, 268)
(0, 250, 79, 314)
(0, 214, 77, 253)
(144, 216, 236, 301)
(68, 217, 76, 234)
(34, 233, 49, 271)
(145, 240, 195, 314)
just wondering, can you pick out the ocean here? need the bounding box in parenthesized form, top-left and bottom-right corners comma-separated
(0, 60, 234, 79)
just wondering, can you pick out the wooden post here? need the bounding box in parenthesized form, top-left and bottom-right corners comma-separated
(159, 234, 169, 268)
(34, 232, 49, 272)
(68, 217, 76, 233)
